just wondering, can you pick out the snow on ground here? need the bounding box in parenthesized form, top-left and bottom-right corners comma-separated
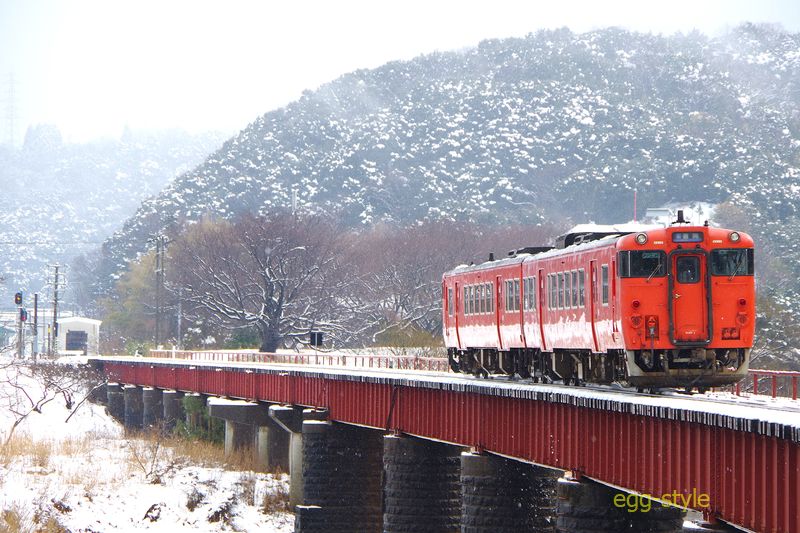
(0, 361, 293, 532)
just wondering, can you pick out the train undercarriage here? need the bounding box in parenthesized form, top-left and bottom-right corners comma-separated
(447, 346, 750, 393)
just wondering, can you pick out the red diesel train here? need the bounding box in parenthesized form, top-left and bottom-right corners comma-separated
(442, 213, 755, 391)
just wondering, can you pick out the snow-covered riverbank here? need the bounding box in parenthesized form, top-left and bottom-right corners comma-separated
(0, 361, 293, 531)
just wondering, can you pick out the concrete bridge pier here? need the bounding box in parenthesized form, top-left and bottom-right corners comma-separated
(294, 411, 383, 533)
(162, 390, 185, 432)
(122, 385, 143, 432)
(382, 434, 461, 533)
(556, 476, 685, 533)
(460, 451, 559, 533)
(105, 383, 124, 423)
(256, 417, 290, 472)
(207, 398, 274, 459)
(142, 387, 164, 429)
(269, 404, 306, 508)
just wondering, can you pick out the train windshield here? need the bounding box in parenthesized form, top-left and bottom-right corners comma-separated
(618, 250, 667, 278)
(710, 249, 754, 277)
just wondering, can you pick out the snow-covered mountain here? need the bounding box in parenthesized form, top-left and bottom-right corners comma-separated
(72, 25, 800, 364)
(0, 127, 225, 312)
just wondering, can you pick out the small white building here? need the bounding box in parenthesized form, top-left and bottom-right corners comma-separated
(57, 317, 102, 355)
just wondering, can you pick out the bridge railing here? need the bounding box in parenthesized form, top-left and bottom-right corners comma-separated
(730, 369, 800, 400)
(143, 349, 797, 399)
(146, 348, 451, 373)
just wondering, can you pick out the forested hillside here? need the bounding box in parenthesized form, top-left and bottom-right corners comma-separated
(0, 127, 224, 310)
(93, 24, 800, 366)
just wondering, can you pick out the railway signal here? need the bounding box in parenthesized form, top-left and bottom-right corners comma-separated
(19, 308, 27, 322)
(14, 291, 22, 305)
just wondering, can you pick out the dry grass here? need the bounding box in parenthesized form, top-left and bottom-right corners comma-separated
(0, 499, 69, 533)
(129, 428, 263, 472)
(1, 433, 53, 469)
(261, 483, 291, 515)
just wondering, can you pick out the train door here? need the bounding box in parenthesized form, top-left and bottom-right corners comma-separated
(519, 265, 527, 348)
(589, 261, 600, 352)
(669, 253, 710, 344)
(495, 275, 503, 350)
(538, 269, 547, 351)
(454, 281, 462, 350)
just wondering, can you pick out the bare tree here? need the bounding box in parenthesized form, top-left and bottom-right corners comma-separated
(345, 221, 560, 345)
(169, 213, 347, 352)
(0, 361, 105, 449)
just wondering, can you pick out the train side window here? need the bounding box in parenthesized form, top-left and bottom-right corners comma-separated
(487, 283, 493, 312)
(601, 265, 609, 304)
(448, 288, 453, 316)
(548, 275, 555, 308)
(558, 273, 564, 309)
(504, 280, 511, 311)
(571, 271, 578, 307)
(578, 269, 585, 306)
(513, 279, 520, 311)
(476, 284, 483, 314)
(463, 286, 468, 315)
(565, 272, 572, 309)
(469, 285, 475, 315)
(523, 277, 536, 310)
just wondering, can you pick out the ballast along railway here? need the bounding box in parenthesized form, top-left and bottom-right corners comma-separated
(443, 211, 755, 392)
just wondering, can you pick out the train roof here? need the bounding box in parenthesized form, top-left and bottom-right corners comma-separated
(445, 233, 623, 277)
(555, 222, 662, 248)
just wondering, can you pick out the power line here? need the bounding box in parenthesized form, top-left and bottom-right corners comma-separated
(0, 241, 104, 245)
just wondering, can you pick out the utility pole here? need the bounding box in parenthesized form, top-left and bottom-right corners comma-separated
(33, 293, 39, 361)
(154, 235, 167, 348)
(51, 265, 60, 356)
(176, 287, 182, 350)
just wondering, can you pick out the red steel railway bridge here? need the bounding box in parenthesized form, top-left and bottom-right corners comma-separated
(91, 350, 800, 533)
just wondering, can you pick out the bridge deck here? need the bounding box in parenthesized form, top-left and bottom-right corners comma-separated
(93, 356, 800, 533)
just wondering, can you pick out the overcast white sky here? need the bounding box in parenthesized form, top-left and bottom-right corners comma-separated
(1, 0, 798, 144)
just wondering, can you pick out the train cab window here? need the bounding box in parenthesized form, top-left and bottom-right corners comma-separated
(710, 249, 754, 277)
(601, 265, 609, 304)
(676, 256, 700, 284)
(448, 288, 453, 316)
(618, 250, 667, 278)
(578, 269, 585, 306)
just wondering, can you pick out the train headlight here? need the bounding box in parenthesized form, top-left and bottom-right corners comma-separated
(635, 233, 648, 245)
(729, 231, 740, 243)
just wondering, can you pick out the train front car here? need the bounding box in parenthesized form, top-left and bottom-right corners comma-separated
(617, 223, 754, 391)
